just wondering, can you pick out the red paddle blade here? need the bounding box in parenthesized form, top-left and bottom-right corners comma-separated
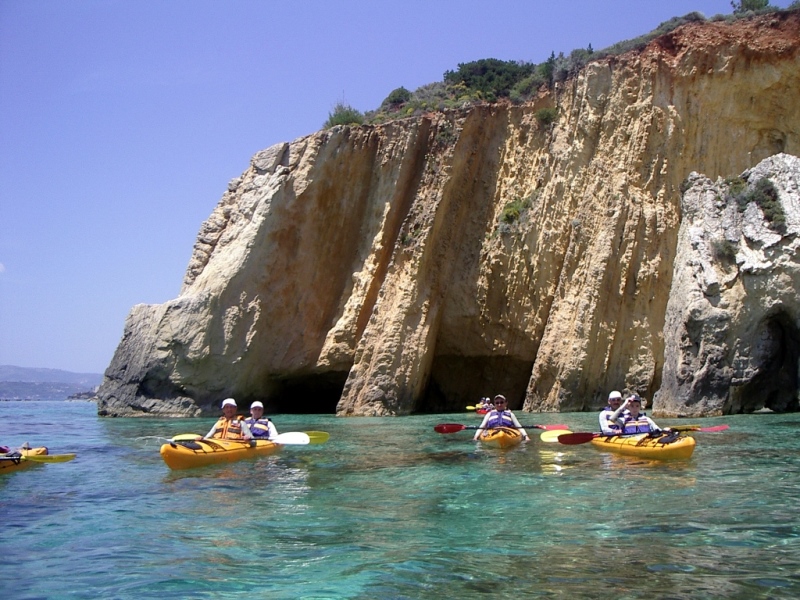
(700, 424, 729, 432)
(434, 423, 467, 434)
(557, 432, 598, 445)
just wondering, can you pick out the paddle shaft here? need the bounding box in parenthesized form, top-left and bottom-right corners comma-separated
(1, 453, 76, 463)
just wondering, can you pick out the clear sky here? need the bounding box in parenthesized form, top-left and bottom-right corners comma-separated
(0, 0, 792, 374)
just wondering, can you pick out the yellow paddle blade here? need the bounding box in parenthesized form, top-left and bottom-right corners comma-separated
(305, 431, 330, 444)
(465, 406, 477, 410)
(21, 453, 76, 463)
(540, 429, 571, 443)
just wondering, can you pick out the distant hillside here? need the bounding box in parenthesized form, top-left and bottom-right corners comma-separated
(0, 365, 103, 385)
(0, 366, 103, 401)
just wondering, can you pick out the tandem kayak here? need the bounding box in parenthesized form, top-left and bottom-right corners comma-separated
(160, 437, 281, 470)
(477, 427, 523, 448)
(590, 432, 696, 460)
(0, 446, 49, 475)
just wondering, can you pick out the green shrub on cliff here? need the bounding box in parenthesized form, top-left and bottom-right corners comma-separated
(500, 194, 535, 225)
(535, 107, 558, 126)
(731, 0, 771, 14)
(729, 176, 786, 234)
(324, 102, 364, 129)
(443, 59, 535, 101)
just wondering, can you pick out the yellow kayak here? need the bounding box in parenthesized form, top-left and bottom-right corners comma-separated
(478, 427, 523, 448)
(591, 432, 696, 460)
(0, 446, 49, 475)
(160, 437, 281, 470)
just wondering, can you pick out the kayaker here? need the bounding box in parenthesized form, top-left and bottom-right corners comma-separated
(204, 398, 254, 441)
(615, 394, 667, 435)
(244, 401, 278, 440)
(599, 391, 625, 435)
(473, 394, 529, 442)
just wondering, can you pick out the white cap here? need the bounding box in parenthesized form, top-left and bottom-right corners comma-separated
(221, 398, 237, 408)
(608, 391, 622, 400)
(251, 401, 264, 409)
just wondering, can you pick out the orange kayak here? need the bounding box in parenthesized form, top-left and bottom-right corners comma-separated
(0, 446, 49, 475)
(591, 433, 696, 460)
(477, 427, 523, 448)
(160, 437, 281, 470)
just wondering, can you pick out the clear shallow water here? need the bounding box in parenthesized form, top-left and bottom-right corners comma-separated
(1, 402, 799, 599)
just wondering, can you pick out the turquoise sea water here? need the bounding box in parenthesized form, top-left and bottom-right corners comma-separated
(1, 401, 799, 599)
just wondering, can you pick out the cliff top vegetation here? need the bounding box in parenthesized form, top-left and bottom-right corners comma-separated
(324, 1, 800, 129)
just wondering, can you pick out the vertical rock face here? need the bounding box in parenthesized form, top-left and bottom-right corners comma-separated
(656, 153, 800, 416)
(97, 13, 800, 417)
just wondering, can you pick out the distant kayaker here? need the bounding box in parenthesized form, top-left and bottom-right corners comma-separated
(204, 398, 254, 441)
(615, 394, 667, 435)
(473, 394, 529, 442)
(245, 401, 279, 440)
(599, 390, 625, 435)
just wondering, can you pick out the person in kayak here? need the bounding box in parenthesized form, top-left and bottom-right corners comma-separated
(473, 395, 529, 442)
(244, 401, 278, 440)
(599, 390, 625, 435)
(615, 394, 667, 435)
(204, 398, 254, 441)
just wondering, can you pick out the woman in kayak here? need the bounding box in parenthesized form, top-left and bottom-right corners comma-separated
(244, 401, 278, 439)
(473, 395, 530, 442)
(204, 398, 254, 440)
(615, 394, 667, 435)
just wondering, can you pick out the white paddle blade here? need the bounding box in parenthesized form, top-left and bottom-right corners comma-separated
(273, 432, 311, 445)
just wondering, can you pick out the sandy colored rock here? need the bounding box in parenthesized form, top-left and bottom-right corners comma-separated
(96, 13, 800, 417)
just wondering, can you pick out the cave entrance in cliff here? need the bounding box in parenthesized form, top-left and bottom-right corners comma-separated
(267, 372, 348, 414)
(421, 355, 535, 413)
(727, 312, 800, 413)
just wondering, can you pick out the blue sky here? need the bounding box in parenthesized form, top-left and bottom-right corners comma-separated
(0, 0, 792, 374)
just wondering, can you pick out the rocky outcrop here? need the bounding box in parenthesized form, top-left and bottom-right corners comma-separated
(655, 153, 800, 416)
(97, 12, 800, 417)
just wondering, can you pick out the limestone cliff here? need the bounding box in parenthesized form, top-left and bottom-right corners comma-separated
(656, 153, 800, 417)
(97, 12, 800, 418)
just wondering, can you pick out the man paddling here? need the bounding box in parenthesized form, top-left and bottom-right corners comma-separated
(599, 391, 624, 435)
(204, 398, 254, 441)
(473, 394, 530, 442)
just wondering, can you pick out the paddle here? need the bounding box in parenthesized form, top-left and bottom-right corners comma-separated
(671, 424, 729, 432)
(0, 453, 76, 463)
(273, 432, 310, 445)
(557, 432, 599, 445)
(434, 423, 570, 434)
(540, 429, 572, 443)
(171, 431, 329, 444)
(557, 424, 728, 445)
(305, 431, 330, 444)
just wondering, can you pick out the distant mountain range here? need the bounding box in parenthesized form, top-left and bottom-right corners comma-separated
(0, 365, 103, 401)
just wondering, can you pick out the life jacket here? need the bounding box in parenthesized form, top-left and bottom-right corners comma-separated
(210, 416, 246, 440)
(621, 416, 652, 435)
(485, 410, 515, 428)
(244, 417, 272, 438)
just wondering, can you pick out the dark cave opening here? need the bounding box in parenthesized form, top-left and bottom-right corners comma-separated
(421, 355, 534, 413)
(267, 371, 349, 414)
(728, 312, 800, 413)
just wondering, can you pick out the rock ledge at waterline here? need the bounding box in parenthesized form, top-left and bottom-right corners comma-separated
(96, 13, 800, 418)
